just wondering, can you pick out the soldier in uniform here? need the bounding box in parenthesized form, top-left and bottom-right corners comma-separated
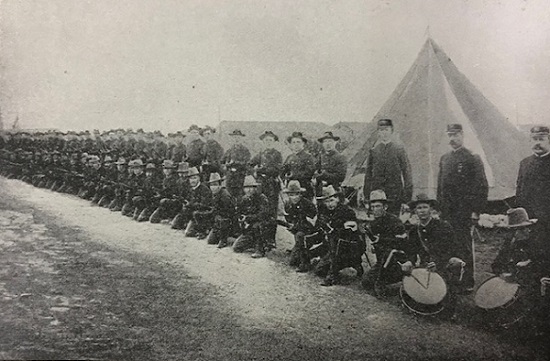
(437, 124, 488, 291)
(149, 159, 180, 223)
(205, 172, 236, 248)
(108, 157, 129, 211)
(250, 130, 283, 249)
(186, 125, 205, 169)
(233, 175, 273, 258)
(516, 126, 550, 232)
(283, 180, 317, 272)
(315, 132, 347, 193)
(121, 159, 146, 217)
(221, 129, 251, 199)
(180, 167, 213, 238)
(363, 119, 413, 215)
(403, 194, 468, 312)
(314, 186, 364, 286)
(134, 163, 162, 221)
(361, 190, 408, 294)
(201, 126, 224, 183)
(170, 162, 191, 229)
(282, 132, 316, 200)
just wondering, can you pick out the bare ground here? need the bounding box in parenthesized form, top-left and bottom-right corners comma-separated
(0, 178, 547, 360)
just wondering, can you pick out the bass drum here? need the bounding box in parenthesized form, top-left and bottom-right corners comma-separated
(474, 275, 526, 328)
(400, 268, 448, 316)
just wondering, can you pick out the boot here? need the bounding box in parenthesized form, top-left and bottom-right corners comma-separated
(149, 208, 162, 223)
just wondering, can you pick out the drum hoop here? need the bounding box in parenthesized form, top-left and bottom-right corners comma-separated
(475, 276, 520, 310)
(402, 268, 448, 305)
(399, 284, 446, 316)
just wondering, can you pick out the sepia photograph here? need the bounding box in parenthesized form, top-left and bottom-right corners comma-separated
(0, 0, 549, 360)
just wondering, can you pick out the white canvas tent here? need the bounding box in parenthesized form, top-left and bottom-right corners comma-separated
(343, 38, 530, 200)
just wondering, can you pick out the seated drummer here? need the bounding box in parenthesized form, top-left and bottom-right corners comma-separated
(283, 180, 317, 273)
(492, 208, 541, 288)
(361, 190, 408, 294)
(402, 194, 468, 294)
(314, 186, 364, 286)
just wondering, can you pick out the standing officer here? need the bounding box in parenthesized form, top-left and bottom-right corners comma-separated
(250, 130, 283, 249)
(221, 129, 251, 199)
(282, 132, 316, 200)
(437, 124, 488, 291)
(363, 119, 413, 215)
(516, 126, 550, 229)
(315, 131, 347, 193)
(186, 125, 205, 168)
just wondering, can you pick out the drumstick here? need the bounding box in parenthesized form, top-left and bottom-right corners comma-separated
(398, 262, 428, 289)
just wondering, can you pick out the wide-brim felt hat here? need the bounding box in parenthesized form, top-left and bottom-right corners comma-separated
(283, 180, 306, 193)
(409, 193, 438, 209)
(316, 185, 341, 200)
(130, 159, 145, 168)
(228, 129, 246, 137)
(185, 167, 200, 177)
(368, 189, 389, 203)
(176, 162, 190, 173)
(287, 132, 308, 144)
(507, 208, 537, 228)
(115, 157, 127, 165)
(317, 131, 340, 142)
(207, 172, 225, 184)
(162, 160, 176, 169)
(259, 131, 279, 141)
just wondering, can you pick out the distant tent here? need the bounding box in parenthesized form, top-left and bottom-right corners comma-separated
(343, 38, 530, 200)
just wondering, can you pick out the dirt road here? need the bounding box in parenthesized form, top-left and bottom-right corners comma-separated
(0, 178, 546, 360)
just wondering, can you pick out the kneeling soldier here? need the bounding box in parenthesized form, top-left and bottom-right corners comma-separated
(181, 167, 213, 237)
(149, 159, 180, 223)
(315, 186, 364, 286)
(206, 173, 236, 248)
(233, 175, 274, 258)
(283, 180, 317, 272)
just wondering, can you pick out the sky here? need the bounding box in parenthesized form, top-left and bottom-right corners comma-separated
(0, 0, 549, 132)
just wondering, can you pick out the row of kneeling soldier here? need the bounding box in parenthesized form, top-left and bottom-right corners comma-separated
(1, 125, 549, 327)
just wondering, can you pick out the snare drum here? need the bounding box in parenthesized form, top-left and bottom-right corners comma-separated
(400, 268, 448, 315)
(474, 275, 526, 327)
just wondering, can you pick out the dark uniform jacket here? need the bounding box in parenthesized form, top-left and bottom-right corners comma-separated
(437, 147, 488, 226)
(187, 139, 205, 168)
(516, 153, 550, 225)
(363, 141, 413, 204)
(203, 139, 224, 166)
(284, 197, 317, 233)
(211, 188, 235, 220)
(236, 191, 271, 224)
(186, 183, 213, 212)
(250, 148, 282, 178)
(160, 173, 179, 198)
(316, 203, 357, 239)
(282, 150, 316, 184)
(316, 150, 347, 188)
(168, 143, 187, 163)
(407, 218, 465, 268)
(369, 212, 407, 259)
(222, 144, 251, 190)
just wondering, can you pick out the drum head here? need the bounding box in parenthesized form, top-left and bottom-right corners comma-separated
(475, 276, 520, 310)
(402, 268, 447, 305)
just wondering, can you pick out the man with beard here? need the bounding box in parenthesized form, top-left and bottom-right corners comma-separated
(437, 124, 488, 292)
(282, 132, 316, 200)
(250, 130, 283, 250)
(517, 126, 550, 231)
(363, 119, 413, 215)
